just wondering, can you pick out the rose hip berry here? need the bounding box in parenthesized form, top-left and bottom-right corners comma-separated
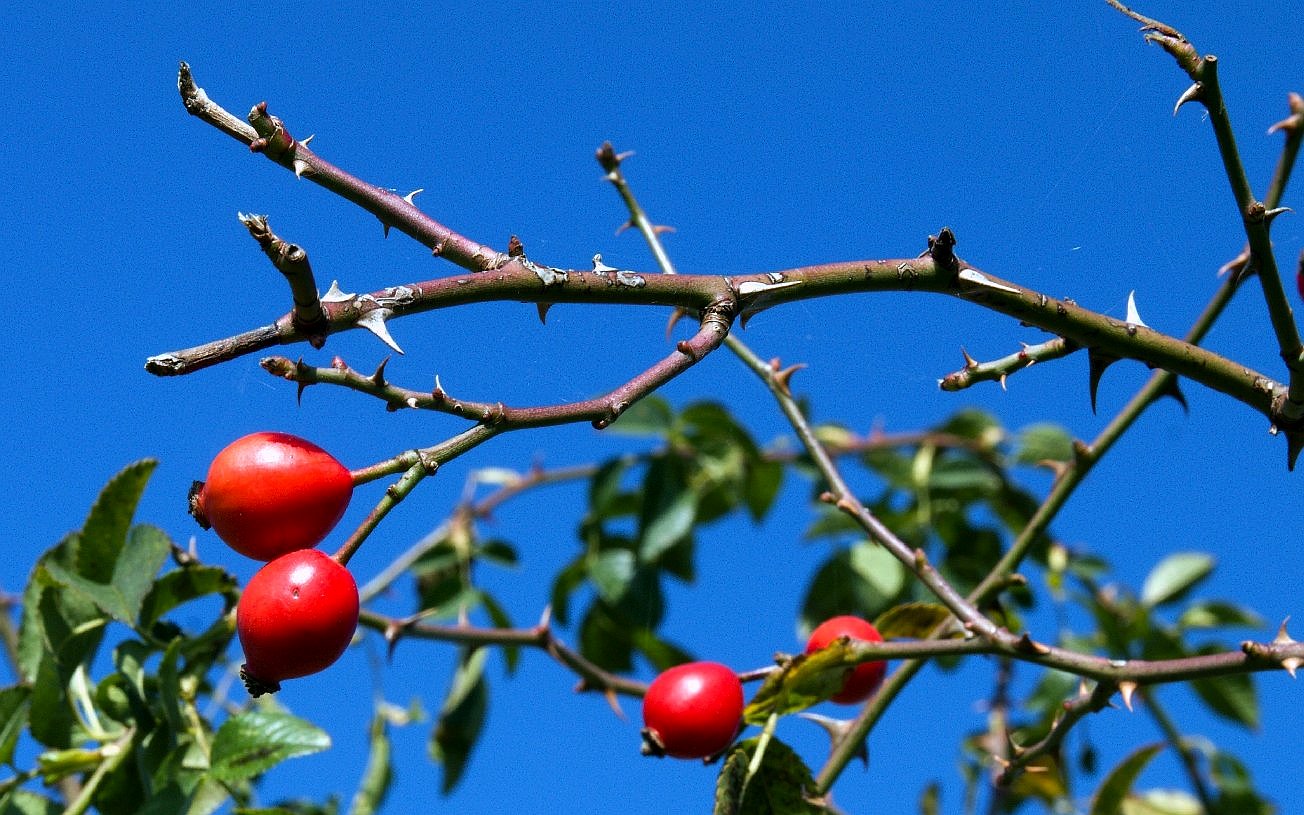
(236, 548, 359, 696)
(641, 661, 744, 760)
(190, 431, 353, 561)
(805, 615, 887, 704)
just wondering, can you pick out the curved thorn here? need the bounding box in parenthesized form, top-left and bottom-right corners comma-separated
(357, 308, 405, 354)
(1173, 81, 1203, 115)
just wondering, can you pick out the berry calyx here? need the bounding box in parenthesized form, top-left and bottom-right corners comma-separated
(191, 431, 353, 561)
(641, 661, 744, 760)
(805, 615, 887, 704)
(236, 548, 359, 696)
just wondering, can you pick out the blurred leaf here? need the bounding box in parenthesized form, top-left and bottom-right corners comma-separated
(479, 593, 519, 673)
(919, 782, 940, 815)
(875, 603, 957, 640)
(714, 737, 822, 815)
(579, 602, 636, 672)
(76, 459, 157, 582)
(0, 686, 30, 766)
(588, 549, 636, 604)
(630, 629, 694, 672)
(0, 790, 61, 815)
(1190, 656, 1258, 729)
(431, 647, 488, 795)
(1008, 752, 1068, 806)
(744, 646, 857, 724)
(926, 457, 1001, 496)
(548, 557, 587, 626)
(1177, 601, 1264, 631)
(639, 488, 697, 563)
(1090, 742, 1163, 815)
(349, 715, 392, 815)
(587, 457, 635, 520)
(608, 395, 674, 437)
(210, 712, 330, 784)
(1014, 424, 1075, 465)
(1209, 749, 1274, 815)
(680, 402, 758, 457)
(799, 544, 906, 636)
(1119, 789, 1203, 814)
(938, 408, 1003, 446)
(475, 539, 518, 568)
(1141, 553, 1214, 608)
(743, 459, 784, 521)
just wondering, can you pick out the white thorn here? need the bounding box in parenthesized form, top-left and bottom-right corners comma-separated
(737, 280, 804, 297)
(957, 268, 1021, 294)
(321, 280, 355, 303)
(1283, 657, 1301, 678)
(293, 158, 310, 179)
(405, 397, 419, 409)
(403, 188, 425, 205)
(1118, 681, 1138, 711)
(592, 254, 616, 273)
(357, 308, 405, 354)
(1125, 290, 1148, 327)
(1173, 82, 1202, 116)
(300, 134, 315, 146)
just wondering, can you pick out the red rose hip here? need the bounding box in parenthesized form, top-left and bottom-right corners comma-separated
(191, 431, 353, 561)
(805, 615, 887, 704)
(641, 661, 744, 759)
(236, 548, 359, 696)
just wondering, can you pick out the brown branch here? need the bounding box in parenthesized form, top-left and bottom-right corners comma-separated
(262, 305, 732, 430)
(238, 213, 328, 347)
(357, 609, 648, 699)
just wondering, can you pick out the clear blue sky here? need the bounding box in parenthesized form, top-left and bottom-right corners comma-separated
(2, 1, 1301, 812)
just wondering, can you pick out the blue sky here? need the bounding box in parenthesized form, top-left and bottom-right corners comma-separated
(3, 1, 1302, 812)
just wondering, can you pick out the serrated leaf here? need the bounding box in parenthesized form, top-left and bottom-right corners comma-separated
(42, 524, 171, 626)
(76, 460, 157, 581)
(138, 565, 238, 631)
(874, 603, 957, 640)
(1015, 423, 1075, 464)
(714, 737, 822, 815)
(608, 395, 674, 437)
(1141, 553, 1214, 607)
(1090, 742, 1164, 815)
(431, 647, 488, 795)
(744, 647, 858, 724)
(209, 713, 330, 784)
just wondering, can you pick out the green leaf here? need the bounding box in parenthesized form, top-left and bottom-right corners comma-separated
(714, 737, 821, 815)
(1090, 742, 1164, 815)
(349, 715, 393, 815)
(1177, 601, 1264, 631)
(608, 395, 674, 437)
(209, 713, 330, 784)
(639, 488, 697, 563)
(0, 790, 61, 815)
(874, 603, 957, 640)
(743, 459, 784, 521)
(1119, 789, 1203, 814)
(0, 686, 30, 766)
(138, 565, 239, 631)
(799, 544, 906, 635)
(630, 630, 694, 672)
(588, 549, 636, 604)
(743, 646, 859, 723)
(1190, 657, 1258, 729)
(938, 408, 1003, 446)
(42, 524, 171, 626)
(76, 459, 157, 582)
(431, 647, 488, 795)
(926, 457, 1001, 496)
(919, 782, 941, 815)
(1141, 553, 1214, 608)
(1014, 423, 1075, 465)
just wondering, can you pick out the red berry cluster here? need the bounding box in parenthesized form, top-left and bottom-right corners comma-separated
(191, 432, 359, 696)
(641, 616, 888, 760)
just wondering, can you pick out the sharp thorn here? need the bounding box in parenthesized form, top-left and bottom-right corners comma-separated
(664, 308, 687, 340)
(1265, 206, 1292, 225)
(592, 254, 617, 272)
(1282, 657, 1300, 678)
(357, 308, 405, 354)
(1159, 377, 1188, 413)
(382, 221, 391, 238)
(293, 158, 310, 179)
(403, 188, 424, 205)
(1125, 290, 1148, 328)
(615, 220, 633, 236)
(1118, 681, 1137, 712)
(961, 347, 978, 369)
(652, 224, 676, 235)
(321, 280, 355, 302)
(1173, 81, 1203, 115)
(371, 356, 390, 387)
(999, 374, 1008, 391)
(536, 302, 552, 325)
(1276, 617, 1295, 645)
(1087, 350, 1120, 414)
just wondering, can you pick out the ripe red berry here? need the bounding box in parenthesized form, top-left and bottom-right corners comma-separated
(641, 661, 744, 759)
(805, 615, 887, 704)
(191, 431, 353, 561)
(236, 548, 359, 696)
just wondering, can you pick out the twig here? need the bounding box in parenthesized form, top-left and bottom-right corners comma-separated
(939, 338, 1080, 392)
